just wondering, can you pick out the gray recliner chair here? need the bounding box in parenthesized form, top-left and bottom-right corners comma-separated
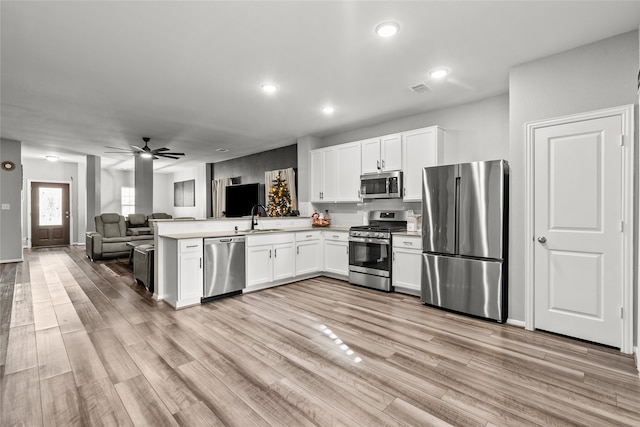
(86, 213, 152, 261)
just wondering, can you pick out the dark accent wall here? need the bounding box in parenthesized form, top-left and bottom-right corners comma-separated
(212, 144, 297, 184)
(211, 144, 298, 199)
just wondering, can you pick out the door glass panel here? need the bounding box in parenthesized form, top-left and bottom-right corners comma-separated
(349, 241, 390, 271)
(39, 187, 62, 226)
(361, 178, 387, 195)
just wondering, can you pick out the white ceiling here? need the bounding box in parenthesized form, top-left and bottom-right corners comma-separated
(2, 1, 639, 173)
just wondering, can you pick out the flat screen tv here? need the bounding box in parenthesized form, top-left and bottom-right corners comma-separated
(225, 183, 261, 217)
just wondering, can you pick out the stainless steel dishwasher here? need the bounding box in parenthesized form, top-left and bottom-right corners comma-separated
(203, 236, 246, 302)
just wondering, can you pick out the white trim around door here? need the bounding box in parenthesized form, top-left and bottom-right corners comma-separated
(524, 104, 634, 355)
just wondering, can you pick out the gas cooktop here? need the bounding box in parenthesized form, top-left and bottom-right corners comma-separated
(349, 210, 408, 238)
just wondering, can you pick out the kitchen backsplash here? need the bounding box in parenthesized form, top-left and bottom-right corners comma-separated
(308, 199, 421, 227)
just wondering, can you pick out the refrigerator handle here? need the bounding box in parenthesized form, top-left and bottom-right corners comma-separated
(455, 176, 461, 254)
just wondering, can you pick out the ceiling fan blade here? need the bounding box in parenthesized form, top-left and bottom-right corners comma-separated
(130, 145, 145, 152)
(159, 152, 185, 156)
(105, 145, 132, 151)
(151, 147, 170, 152)
(157, 154, 180, 159)
(104, 151, 134, 154)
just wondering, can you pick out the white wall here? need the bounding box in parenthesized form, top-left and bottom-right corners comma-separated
(153, 172, 173, 214)
(509, 30, 639, 324)
(169, 164, 208, 219)
(22, 158, 82, 245)
(100, 169, 133, 214)
(321, 94, 509, 164)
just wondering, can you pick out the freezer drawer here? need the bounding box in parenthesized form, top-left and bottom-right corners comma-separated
(421, 253, 506, 322)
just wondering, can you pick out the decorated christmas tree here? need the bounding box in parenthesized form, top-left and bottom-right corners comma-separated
(267, 173, 292, 217)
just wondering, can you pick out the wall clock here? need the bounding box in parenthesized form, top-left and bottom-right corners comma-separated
(1, 161, 16, 171)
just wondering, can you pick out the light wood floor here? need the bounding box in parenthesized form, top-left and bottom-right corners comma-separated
(1, 246, 639, 426)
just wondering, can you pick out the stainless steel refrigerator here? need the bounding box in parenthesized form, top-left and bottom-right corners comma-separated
(421, 159, 508, 322)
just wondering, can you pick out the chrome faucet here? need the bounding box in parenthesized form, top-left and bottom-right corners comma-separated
(250, 204, 266, 230)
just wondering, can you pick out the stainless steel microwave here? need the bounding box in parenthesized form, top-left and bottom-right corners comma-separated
(360, 171, 403, 199)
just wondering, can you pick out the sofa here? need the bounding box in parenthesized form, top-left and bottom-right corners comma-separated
(126, 213, 153, 236)
(147, 212, 172, 220)
(86, 213, 154, 261)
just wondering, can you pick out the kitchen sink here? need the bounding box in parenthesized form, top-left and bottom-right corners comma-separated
(239, 228, 283, 233)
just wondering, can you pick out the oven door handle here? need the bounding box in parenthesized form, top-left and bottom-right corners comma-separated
(349, 237, 390, 245)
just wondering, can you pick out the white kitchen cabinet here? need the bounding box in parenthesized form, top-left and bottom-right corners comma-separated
(322, 231, 349, 278)
(310, 148, 338, 202)
(246, 245, 272, 287)
(362, 134, 402, 174)
(336, 142, 362, 201)
(310, 141, 361, 202)
(163, 238, 203, 309)
(392, 235, 422, 295)
(402, 126, 445, 201)
(295, 231, 322, 276)
(272, 242, 295, 281)
(246, 233, 295, 290)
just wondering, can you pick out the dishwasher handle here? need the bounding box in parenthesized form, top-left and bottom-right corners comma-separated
(205, 236, 246, 244)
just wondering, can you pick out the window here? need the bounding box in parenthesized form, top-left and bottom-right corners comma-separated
(121, 187, 135, 216)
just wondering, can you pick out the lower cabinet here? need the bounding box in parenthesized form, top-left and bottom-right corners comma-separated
(323, 231, 349, 277)
(246, 233, 295, 290)
(295, 231, 322, 276)
(164, 238, 203, 309)
(392, 235, 422, 296)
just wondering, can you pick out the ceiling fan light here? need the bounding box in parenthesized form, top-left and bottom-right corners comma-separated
(140, 152, 153, 159)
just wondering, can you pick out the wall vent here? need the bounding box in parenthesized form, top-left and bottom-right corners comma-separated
(409, 83, 431, 93)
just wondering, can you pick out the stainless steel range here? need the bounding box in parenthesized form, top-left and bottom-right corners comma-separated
(348, 210, 408, 292)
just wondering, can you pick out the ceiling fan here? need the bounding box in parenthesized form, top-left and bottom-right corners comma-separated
(105, 137, 185, 160)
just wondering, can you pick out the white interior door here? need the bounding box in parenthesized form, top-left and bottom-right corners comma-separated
(533, 115, 623, 347)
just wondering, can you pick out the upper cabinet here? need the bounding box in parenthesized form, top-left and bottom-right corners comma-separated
(310, 141, 361, 203)
(310, 148, 337, 202)
(402, 126, 445, 201)
(310, 126, 444, 204)
(361, 134, 402, 174)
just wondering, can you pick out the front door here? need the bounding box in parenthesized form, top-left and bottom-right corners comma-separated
(31, 182, 70, 247)
(533, 114, 623, 348)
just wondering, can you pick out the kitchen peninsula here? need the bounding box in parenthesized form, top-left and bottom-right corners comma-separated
(153, 217, 351, 308)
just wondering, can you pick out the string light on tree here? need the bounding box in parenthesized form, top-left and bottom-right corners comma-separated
(267, 173, 292, 217)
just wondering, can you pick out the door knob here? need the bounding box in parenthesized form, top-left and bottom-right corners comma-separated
(537, 236, 547, 243)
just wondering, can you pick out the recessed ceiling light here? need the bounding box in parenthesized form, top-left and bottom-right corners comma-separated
(429, 68, 450, 79)
(321, 106, 335, 114)
(216, 148, 229, 153)
(45, 155, 59, 162)
(375, 22, 399, 38)
(261, 83, 278, 93)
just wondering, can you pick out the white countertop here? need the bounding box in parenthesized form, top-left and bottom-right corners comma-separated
(160, 226, 351, 240)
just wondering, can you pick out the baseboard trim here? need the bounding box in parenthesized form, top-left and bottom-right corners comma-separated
(0, 257, 24, 264)
(507, 318, 526, 328)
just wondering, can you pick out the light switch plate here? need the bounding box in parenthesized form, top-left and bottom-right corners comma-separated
(1, 204, 10, 210)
